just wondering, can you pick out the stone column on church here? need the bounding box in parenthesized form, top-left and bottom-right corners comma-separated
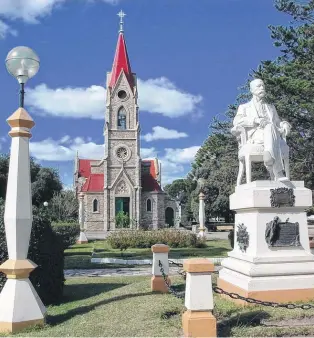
(0, 108, 46, 333)
(77, 192, 88, 244)
(136, 187, 141, 229)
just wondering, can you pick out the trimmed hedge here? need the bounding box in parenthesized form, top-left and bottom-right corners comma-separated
(107, 229, 206, 249)
(51, 222, 80, 250)
(0, 205, 65, 305)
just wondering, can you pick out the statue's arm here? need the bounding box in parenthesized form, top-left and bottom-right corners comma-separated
(272, 105, 291, 137)
(233, 105, 255, 128)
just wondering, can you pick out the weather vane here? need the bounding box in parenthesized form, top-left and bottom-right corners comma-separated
(117, 10, 126, 32)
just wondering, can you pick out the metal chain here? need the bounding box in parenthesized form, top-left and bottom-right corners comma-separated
(159, 261, 314, 310)
(213, 286, 314, 310)
(159, 260, 185, 299)
(168, 259, 186, 279)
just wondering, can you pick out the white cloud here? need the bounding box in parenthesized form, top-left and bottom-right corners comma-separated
(29, 137, 197, 185)
(158, 146, 200, 184)
(0, 0, 65, 24)
(25, 78, 202, 119)
(164, 146, 200, 164)
(30, 137, 104, 161)
(0, 0, 119, 39)
(141, 147, 158, 159)
(30, 137, 157, 162)
(138, 78, 202, 117)
(26, 84, 105, 120)
(142, 126, 188, 142)
(0, 19, 17, 38)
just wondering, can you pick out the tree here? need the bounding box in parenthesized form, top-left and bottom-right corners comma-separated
(186, 0, 314, 219)
(0, 154, 62, 206)
(48, 190, 78, 222)
(164, 179, 189, 204)
(32, 168, 63, 207)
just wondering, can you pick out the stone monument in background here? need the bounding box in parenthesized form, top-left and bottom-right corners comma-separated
(218, 79, 314, 304)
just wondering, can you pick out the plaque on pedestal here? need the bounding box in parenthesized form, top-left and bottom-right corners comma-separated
(265, 216, 301, 247)
(270, 188, 295, 208)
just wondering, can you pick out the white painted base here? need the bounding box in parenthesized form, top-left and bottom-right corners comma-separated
(219, 180, 314, 293)
(77, 231, 88, 243)
(198, 228, 206, 238)
(0, 279, 46, 323)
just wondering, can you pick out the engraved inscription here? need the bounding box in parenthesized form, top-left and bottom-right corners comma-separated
(270, 188, 295, 208)
(265, 216, 301, 247)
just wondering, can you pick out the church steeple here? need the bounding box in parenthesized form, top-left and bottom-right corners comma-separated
(109, 10, 134, 89)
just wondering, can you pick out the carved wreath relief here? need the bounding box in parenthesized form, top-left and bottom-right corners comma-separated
(116, 180, 128, 194)
(265, 216, 301, 247)
(270, 188, 295, 208)
(236, 223, 249, 253)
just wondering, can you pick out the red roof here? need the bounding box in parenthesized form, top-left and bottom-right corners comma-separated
(77, 159, 161, 193)
(141, 160, 162, 192)
(81, 174, 104, 192)
(109, 32, 134, 89)
(78, 159, 92, 178)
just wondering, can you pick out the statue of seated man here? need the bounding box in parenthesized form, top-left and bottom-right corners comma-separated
(233, 79, 291, 181)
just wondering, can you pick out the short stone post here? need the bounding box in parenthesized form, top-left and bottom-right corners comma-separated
(151, 244, 170, 293)
(77, 192, 88, 244)
(182, 258, 216, 338)
(198, 192, 206, 238)
(0, 108, 46, 333)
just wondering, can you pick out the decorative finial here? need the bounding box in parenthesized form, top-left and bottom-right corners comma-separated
(117, 10, 126, 33)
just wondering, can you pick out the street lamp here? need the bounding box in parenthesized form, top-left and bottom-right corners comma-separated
(43, 201, 48, 207)
(0, 46, 45, 333)
(5, 46, 40, 108)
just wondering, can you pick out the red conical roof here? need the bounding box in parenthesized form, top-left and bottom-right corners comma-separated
(109, 32, 134, 89)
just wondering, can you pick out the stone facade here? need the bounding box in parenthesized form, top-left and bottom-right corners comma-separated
(73, 29, 180, 239)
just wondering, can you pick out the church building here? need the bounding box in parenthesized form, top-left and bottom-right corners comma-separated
(73, 12, 179, 238)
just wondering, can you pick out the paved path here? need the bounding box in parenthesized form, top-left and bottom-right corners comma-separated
(206, 231, 229, 240)
(65, 266, 222, 278)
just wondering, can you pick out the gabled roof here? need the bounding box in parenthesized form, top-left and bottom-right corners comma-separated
(109, 32, 134, 89)
(77, 158, 162, 193)
(78, 159, 92, 178)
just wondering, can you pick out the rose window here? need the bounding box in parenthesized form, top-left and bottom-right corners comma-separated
(116, 147, 128, 160)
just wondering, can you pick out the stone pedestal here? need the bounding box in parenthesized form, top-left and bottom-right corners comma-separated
(182, 259, 216, 338)
(218, 180, 314, 304)
(77, 231, 88, 244)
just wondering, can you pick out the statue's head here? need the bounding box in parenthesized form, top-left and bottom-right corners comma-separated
(250, 79, 266, 99)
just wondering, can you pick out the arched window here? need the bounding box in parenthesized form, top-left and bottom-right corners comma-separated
(118, 107, 127, 130)
(93, 199, 98, 212)
(146, 199, 152, 212)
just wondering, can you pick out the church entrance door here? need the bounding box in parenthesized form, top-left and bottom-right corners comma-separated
(115, 197, 130, 216)
(165, 207, 174, 227)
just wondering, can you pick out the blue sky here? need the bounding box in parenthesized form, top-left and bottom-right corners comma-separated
(0, 0, 290, 187)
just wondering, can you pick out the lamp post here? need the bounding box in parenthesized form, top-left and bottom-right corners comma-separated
(0, 46, 46, 333)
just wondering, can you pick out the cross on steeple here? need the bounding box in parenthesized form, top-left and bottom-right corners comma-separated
(117, 10, 126, 32)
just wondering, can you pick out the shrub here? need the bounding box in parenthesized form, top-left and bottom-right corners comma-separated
(0, 205, 65, 305)
(114, 211, 130, 228)
(107, 229, 206, 250)
(51, 222, 80, 249)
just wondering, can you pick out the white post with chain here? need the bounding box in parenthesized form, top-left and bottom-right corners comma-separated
(151, 244, 170, 293)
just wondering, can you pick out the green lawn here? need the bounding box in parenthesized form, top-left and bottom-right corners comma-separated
(6, 275, 314, 337)
(64, 239, 231, 269)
